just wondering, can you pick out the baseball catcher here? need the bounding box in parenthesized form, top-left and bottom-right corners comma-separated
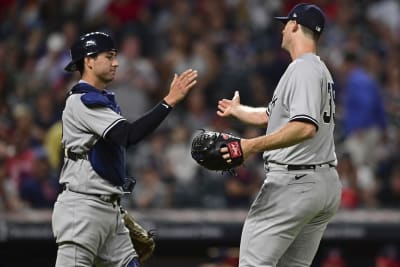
(191, 129, 244, 173)
(121, 209, 156, 264)
(53, 30, 197, 267)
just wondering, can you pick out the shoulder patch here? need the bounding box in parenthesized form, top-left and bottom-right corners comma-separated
(81, 92, 112, 108)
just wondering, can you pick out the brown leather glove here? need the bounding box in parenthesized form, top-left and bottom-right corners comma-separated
(122, 209, 155, 264)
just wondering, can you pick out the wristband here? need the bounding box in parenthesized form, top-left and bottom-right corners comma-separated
(161, 100, 173, 109)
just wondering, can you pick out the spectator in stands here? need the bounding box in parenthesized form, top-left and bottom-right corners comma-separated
(129, 130, 171, 179)
(0, 157, 23, 212)
(339, 51, 387, 173)
(161, 24, 219, 99)
(375, 244, 400, 267)
(19, 147, 59, 209)
(165, 125, 198, 186)
(336, 153, 360, 209)
(357, 164, 379, 208)
(183, 89, 214, 132)
(83, 0, 112, 30)
(105, 0, 147, 35)
(128, 167, 169, 209)
(198, 247, 239, 267)
(382, 52, 400, 127)
(366, 0, 400, 37)
(223, 167, 260, 209)
(43, 121, 63, 172)
(32, 91, 60, 146)
(320, 247, 347, 267)
(377, 164, 400, 208)
(34, 32, 69, 89)
(113, 33, 159, 121)
(218, 26, 257, 103)
(6, 104, 36, 189)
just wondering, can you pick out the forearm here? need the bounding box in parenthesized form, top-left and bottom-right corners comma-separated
(106, 100, 172, 147)
(233, 105, 268, 127)
(242, 121, 316, 155)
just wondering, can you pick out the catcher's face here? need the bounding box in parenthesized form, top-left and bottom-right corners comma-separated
(87, 51, 118, 84)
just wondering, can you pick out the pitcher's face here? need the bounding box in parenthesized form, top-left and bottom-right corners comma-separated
(281, 20, 295, 51)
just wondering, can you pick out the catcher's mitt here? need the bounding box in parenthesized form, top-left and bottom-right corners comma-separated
(122, 209, 155, 264)
(191, 130, 244, 172)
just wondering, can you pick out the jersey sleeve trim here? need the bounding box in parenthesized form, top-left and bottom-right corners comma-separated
(290, 115, 319, 130)
(102, 118, 126, 138)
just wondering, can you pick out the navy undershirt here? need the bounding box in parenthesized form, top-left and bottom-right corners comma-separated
(106, 100, 172, 147)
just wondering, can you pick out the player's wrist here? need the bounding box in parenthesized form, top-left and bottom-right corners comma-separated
(240, 138, 249, 159)
(162, 97, 175, 108)
(230, 105, 244, 120)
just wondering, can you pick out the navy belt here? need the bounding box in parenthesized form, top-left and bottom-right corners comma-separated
(62, 184, 120, 204)
(64, 148, 88, 161)
(266, 162, 336, 171)
(287, 164, 335, 171)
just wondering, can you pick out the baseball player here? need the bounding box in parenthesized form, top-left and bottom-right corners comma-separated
(51, 31, 197, 267)
(217, 4, 342, 267)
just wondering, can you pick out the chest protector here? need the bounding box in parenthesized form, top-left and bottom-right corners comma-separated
(68, 83, 125, 186)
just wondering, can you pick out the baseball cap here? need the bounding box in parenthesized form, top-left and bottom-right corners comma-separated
(64, 32, 117, 72)
(274, 3, 325, 34)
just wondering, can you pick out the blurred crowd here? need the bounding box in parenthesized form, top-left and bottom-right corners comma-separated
(197, 244, 400, 267)
(0, 0, 399, 213)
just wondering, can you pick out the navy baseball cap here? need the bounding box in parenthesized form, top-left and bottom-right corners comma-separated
(274, 3, 325, 34)
(65, 32, 117, 72)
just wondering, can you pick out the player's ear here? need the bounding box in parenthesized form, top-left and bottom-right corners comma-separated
(84, 57, 94, 70)
(292, 21, 300, 33)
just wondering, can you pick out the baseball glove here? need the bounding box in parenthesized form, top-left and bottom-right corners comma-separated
(122, 209, 155, 264)
(191, 129, 244, 172)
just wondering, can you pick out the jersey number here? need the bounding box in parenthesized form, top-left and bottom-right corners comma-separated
(323, 82, 335, 123)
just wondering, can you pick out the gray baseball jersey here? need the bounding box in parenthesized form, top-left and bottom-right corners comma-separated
(239, 54, 342, 267)
(263, 53, 336, 165)
(60, 80, 126, 195)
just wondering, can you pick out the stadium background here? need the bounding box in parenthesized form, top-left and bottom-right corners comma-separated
(0, 0, 399, 266)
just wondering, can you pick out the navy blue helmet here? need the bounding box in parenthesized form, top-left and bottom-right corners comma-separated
(64, 32, 117, 72)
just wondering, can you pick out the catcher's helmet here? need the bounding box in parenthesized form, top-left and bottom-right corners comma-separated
(64, 32, 117, 72)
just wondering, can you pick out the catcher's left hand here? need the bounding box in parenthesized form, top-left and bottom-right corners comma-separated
(191, 129, 244, 172)
(122, 209, 155, 264)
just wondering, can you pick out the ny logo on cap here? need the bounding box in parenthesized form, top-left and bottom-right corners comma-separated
(85, 40, 96, 47)
(315, 26, 321, 32)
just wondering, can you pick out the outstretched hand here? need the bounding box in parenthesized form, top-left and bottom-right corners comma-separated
(164, 69, 198, 107)
(217, 90, 241, 117)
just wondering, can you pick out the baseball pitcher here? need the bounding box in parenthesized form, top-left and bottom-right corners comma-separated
(214, 3, 342, 267)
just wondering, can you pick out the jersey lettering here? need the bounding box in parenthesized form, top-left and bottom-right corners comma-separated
(323, 82, 335, 123)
